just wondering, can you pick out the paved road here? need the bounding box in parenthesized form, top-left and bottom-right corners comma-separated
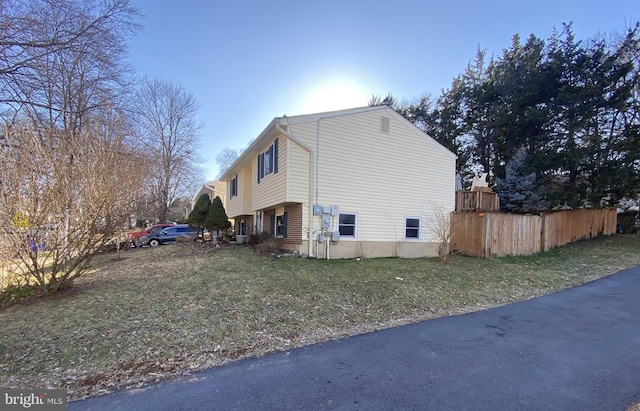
(69, 265, 640, 410)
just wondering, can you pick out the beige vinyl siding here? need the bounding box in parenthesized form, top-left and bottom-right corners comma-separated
(290, 109, 455, 243)
(240, 166, 252, 213)
(252, 135, 287, 211)
(286, 139, 311, 203)
(225, 165, 253, 218)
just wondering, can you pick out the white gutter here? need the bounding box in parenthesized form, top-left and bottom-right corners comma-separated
(204, 182, 219, 200)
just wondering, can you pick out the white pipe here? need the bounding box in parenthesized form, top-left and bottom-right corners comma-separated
(326, 235, 330, 260)
(278, 107, 388, 259)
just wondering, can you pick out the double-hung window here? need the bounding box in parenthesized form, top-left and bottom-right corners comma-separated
(338, 213, 356, 237)
(275, 212, 287, 238)
(257, 138, 279, 183)
(405, 217, 420, 239)
(230, 175, 238, 197)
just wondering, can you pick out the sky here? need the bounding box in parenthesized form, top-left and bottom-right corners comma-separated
(127, 0, 638, 180)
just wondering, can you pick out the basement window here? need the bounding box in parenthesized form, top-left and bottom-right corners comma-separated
(338, 213, 357, 237)
(405, 217, 420, 239)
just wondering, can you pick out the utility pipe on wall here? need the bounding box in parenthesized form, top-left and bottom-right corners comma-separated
(277, 106, 388, 259)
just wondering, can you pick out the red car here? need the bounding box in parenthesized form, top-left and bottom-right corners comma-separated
(128, 223, 176, 246)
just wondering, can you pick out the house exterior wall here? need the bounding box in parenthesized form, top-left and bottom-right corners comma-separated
(226, 166, 252, 218)
(313, 240, 440, 259)
(220, 106, 455, 259)
(282, 137, 312, 242)
(283, 203, 303, 245)
(286, 139, 311, 204)
(240, 166, 253, 214)
(286, 108, 455, 258)
(252, 136, 287, 211)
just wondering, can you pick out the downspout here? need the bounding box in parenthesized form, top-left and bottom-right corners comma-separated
(316, 119, 321, 204)
(275, 119, 315, 258)
(276, 106, 388, 259)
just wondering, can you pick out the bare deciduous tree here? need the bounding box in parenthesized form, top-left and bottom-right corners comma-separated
(0, 0, 140, 125)
(134, 77, 205, 223)
(215, 147, 241, 178)
(0, 0, 143, 293)
(0, 113, 143, 292)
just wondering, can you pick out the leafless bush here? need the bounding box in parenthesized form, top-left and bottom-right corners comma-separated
(428, 203, 452, 262)
(0, 0, 144, 293)
(0, 116, 143, 292)
(254, 238, 282, 256)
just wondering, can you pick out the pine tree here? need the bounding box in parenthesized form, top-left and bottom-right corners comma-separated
(495, 148, 543, 213)
(188, 194, 210, 237)
(204, 196, 231, 239)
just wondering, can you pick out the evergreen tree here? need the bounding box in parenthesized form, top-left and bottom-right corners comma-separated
(495, 148, 543, 213)
(188, 194, 210, 237)
(204, 196, 231, 239)
(425, 80, 473, 175)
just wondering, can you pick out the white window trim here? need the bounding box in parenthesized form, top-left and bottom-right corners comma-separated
(338, 212, 357, 239)
(405, 216, 421, 240)
(230, 175, 238, 198)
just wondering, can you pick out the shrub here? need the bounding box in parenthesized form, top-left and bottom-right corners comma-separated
(617, 211, 638, 234)
(248, 232, 272, 248)
(254, 238, 282, 256)
(248, 231, 280, 255)
(247, 233, 260, 247)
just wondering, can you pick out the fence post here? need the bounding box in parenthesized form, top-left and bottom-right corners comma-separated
(481, 212, 487, 258)
(540, 213, 546, 253)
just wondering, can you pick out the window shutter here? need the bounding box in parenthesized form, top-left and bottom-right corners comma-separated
(274, 138, 279, 174)
(269, 214, 275, 237)
(257, 154, 262, 183)
(282, 211, 288, 238)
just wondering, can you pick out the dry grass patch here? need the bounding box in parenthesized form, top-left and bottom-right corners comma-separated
(1, 235, 640, 401)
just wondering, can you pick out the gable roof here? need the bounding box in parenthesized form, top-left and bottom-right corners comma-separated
(192, 180, 224, 203)
(220, 105, 456, 180)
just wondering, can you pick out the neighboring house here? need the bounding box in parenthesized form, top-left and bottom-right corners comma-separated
(188, 180, 228, 218)
(219, 105, 456, 259)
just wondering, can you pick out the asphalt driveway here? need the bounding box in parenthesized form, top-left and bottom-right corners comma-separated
(69, 265, 640, 410)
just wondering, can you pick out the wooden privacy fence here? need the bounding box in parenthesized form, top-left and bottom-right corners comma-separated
(450, 208, 617, 258)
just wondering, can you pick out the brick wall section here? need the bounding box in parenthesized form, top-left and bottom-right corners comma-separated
(283, 203, 302, 245)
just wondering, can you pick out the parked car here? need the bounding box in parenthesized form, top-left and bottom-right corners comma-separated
(128, 223, 176, 246)
(139, 224, 197, 247)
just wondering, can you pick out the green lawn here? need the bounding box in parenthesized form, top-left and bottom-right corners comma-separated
(1, 234, 640, 401)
